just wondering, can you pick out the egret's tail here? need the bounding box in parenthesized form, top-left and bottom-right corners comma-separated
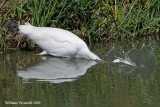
(19, 22, 33, 37)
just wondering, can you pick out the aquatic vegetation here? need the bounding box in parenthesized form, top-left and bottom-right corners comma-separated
(0, 0, 160, 50)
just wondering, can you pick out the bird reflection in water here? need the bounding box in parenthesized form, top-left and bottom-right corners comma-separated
(18, 56, 97, 83)
(17, 44, 157, 84)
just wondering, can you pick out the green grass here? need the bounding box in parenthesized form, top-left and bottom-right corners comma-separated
(116, 0, 160, 37)
(0, 0, 159, 50)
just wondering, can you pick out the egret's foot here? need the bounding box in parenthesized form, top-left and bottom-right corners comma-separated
(36, 51, 48, 56)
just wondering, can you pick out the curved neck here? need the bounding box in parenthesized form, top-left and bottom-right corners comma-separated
(85, 50, 101, 60)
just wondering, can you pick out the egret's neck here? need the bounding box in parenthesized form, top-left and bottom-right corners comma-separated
(86, 50, 101, 60)
(77, 48, 101, 60)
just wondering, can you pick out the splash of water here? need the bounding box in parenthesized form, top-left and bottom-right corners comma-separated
(113, 56, 137, 67)
(103, 44, 157, 68)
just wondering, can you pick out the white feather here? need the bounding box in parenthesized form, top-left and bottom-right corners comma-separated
(19, 23, 100, 60)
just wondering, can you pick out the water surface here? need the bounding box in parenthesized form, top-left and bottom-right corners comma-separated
(0, 40, 160, 107)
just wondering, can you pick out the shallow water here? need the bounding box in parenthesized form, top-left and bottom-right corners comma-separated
(0, 40, 160, 107)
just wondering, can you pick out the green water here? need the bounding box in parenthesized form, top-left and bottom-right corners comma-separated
(0, 40, 160, 107)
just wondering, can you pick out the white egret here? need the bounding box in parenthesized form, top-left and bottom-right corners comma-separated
(19, 23, 101, 60)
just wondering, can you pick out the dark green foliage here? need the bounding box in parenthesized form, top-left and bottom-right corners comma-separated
(0, 0, 159, 49)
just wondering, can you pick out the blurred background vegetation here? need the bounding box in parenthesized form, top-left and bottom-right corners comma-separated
(0, 0, 160, 50)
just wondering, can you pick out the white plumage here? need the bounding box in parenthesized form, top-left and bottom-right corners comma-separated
(19, 23, 100, 60)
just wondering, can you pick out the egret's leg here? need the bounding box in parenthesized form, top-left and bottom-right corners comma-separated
(36, 51, 48, 55)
